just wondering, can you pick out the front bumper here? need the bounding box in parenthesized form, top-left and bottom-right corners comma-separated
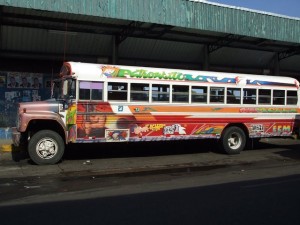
(12, 127, 21, 147)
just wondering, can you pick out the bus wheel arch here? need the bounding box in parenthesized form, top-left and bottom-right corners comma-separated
(220, 124, 248, 154)
(26, 119, 66, 142)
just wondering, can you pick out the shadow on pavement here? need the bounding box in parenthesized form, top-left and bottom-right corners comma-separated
(64, 139, 219, 161)
(8, 137, 300, 163)
(246, 138, 300, 160)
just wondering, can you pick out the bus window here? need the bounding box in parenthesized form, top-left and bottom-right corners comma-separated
(79, 81, 103, 100)
(243, 88, 257, 104)
(287, 90, 298, 105)
(172, 85, 189, 103)
(259, 89, 271, 105)
(273, 90, 285, 105)
(78, 82, 90, 100)
(191, 86, 207, 103)
(210, 87, 224, 103)
(108, 82, 128, 101)
(130, 83, 149, 102)
(91, 82, 103, 100)
(227, 88, 241, 104)
(152, 84, 170, 102)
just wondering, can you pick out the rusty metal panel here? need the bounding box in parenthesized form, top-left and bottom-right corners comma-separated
(1, 0, 300, 43)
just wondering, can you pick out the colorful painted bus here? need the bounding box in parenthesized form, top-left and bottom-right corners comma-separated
(13, 62, 300, 164)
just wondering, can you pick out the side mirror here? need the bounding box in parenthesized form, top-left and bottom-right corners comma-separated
(63, 80, 68, 96)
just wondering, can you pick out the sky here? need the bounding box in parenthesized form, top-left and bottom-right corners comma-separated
(202, 0, 300, 18)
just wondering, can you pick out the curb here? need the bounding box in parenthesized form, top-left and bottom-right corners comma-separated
(0, 149, 12, 161)
(0, 144, 13, 161)
(1, 144, 12, 153)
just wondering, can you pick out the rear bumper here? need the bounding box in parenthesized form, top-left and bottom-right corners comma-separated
(12, 127, 21, 147)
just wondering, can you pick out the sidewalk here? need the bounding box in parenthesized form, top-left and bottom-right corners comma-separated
(0, 138, 299, 179)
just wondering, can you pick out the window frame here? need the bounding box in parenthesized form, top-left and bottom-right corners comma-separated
(151, 83, 170, 103)
(172, 85, 189, 103)
(130, 83, 150, 102)
(78, 81, 104, 101)
(107, 82, 128, 102)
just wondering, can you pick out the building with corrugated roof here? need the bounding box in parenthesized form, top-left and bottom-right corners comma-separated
(0, 0, 299, 131)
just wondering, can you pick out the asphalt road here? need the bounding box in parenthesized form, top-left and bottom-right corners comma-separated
(0, 170, 300, 225)
(0, 138, 300, 224)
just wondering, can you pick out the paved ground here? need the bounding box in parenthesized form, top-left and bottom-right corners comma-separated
(0, 138, 299, 179)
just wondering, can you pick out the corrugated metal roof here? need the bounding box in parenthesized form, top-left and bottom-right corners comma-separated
(1, 25, 113, 56)
(1, 0, 300, 44)
(119, 37, 203, 63)
(1, 0, 300, 76)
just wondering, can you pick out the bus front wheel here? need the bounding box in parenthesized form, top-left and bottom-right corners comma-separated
(221, 126, 246, 155)
(28, 130, 65, 165)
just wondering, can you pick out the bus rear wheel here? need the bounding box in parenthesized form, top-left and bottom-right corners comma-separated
(28, 130, 65, 165)
(221, 126, 246, 155)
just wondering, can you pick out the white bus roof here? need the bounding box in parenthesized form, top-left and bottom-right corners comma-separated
(63, 61, 299, 88)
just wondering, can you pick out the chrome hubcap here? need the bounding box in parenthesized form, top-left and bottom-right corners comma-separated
(36, 138, 58, 159)
(227, 132, 242, 150)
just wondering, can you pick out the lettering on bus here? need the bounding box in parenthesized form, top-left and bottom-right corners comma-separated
(163, 124, 186, 136)
(240, 108, 297, 113)
(117, 69, 240, 83)
(147, 124, 165, 132)
(101, 67, 296, 87)
(251, 124, 264, 133)
(272, 125, 291, 133)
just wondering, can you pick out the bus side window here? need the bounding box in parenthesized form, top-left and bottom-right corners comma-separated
(210, 87, 224, 103)
(79, 81, 91, 100)
(259, 89, 271, 105)
(287, 90, 298, 105)
(108, 82, 128, 101)
(91, 82, 103, 100)
(191, 86, 207, 103)
(130, 83, 149, 102)
(172, 85, 189, 103)
(273, 90, 285, 105)
(152, 84, 170, 102)
(243, 88, 257, 104)
(227, 88, 241, 104)
(79, 81, 103, 100)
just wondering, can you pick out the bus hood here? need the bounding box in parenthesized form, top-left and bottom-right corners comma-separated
(18, 99, 61, 114)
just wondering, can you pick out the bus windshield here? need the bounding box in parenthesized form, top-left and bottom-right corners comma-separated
(52, 78, 76, 100)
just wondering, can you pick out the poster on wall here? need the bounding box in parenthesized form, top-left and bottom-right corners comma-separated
(7, 72, 43, 89)
(31, 73, 43, 89)
(0, 70, 51, 127)
(7, 72, 20, 88)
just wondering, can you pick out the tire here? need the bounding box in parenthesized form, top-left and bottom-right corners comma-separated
(221, 126, 246, 155)
(28, 130, 65, 165)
